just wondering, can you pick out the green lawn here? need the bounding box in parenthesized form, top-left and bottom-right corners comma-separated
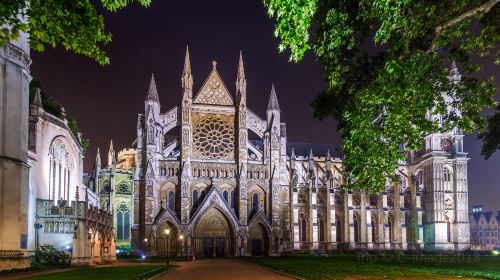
(22, 265, 170, 280)
(251, 253, 500, 279)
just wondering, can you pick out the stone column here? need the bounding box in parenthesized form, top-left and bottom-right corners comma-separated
(347, 191, 355, 249)
(0, 38, 32, 271)
(359, 191, 367, 249)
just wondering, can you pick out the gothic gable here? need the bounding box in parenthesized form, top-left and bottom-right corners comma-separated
(193, 62, 233, 106)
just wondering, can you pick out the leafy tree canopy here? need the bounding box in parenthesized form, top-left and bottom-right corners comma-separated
(480, 105, 500, 159)
(263, 0, 499, 192)
(1, 0, 151, 65)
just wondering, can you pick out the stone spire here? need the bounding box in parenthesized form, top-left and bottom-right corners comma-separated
(236, 51, 246, 89)
(108, 140, 115, 167)
(96, 147, 101, 167)
(146, 73, 160, 103)
(236, 51, 247, 103)
(267, 84, 280, 111)
(326, 149, 331, 160)
(182, 46, 193, 94)
(183, 45, 191, 75)
(309, 148, 314, 160)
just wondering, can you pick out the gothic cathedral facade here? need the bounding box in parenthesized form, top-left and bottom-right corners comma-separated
(132, 48, 470, 257)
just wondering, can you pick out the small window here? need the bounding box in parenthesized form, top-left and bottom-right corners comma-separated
(168, 191, 175, 210)
(252, 193, 259, 212)
(193, 190, 198, 206)
(223, 190, 228, 204)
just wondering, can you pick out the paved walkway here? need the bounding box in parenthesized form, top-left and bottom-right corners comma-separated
(156, 259, 293, 280)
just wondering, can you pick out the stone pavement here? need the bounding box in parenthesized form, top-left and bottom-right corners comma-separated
(155, 259, 294, 280)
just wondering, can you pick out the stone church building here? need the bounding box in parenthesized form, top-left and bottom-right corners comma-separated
(132, 48, 471, 257)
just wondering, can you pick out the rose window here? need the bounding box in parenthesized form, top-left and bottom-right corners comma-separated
(193, 116, 234, 159)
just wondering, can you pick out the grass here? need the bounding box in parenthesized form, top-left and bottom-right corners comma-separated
(22, 265, 170, 280)
(250, 253, 500, 279)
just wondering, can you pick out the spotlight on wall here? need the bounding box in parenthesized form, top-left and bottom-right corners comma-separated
(492, 250, 499, 256)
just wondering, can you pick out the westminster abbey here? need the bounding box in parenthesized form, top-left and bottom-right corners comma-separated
(128, 48, 471, 257)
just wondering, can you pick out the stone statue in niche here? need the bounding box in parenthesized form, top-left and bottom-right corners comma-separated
(148, 119, 154, 143)
(271, 127, 279, 150)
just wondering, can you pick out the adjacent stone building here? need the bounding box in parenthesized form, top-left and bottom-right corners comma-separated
(27, 88, 116, 266)
(470, 206, 500, 250)
(86, 143, 134, 249)
(132, 48, 471, 257)
(0, 29, 32, 270)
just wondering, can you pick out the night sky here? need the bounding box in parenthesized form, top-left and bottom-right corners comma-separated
(30, 1, 499, 211)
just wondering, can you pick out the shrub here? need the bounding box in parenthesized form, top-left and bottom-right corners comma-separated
(36, 244, 70, 265)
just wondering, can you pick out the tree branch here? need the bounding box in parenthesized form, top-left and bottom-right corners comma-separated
(429, 0, 499, 52)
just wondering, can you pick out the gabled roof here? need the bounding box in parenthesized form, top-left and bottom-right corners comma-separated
(193, 61, 233, 106)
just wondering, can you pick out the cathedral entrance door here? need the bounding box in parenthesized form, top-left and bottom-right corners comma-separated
(193, 208, 235, 257)
(215, 238, 225, 257)
(203, 238, 214, 257)
(251, 239, 262, 256)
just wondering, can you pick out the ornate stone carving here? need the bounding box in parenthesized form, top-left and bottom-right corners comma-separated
(246, 110, 266, 138)
(192, 116, 234, 159)
(194, 67, 233, 105)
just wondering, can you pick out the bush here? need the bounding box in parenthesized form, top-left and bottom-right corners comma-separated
(36, 244, 70, 265)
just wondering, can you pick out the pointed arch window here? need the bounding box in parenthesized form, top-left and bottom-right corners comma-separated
(336, 218, 342, 242)
(168, 191, 175, 211)
(252, 193, 259, 213)
(223, 190, 229, 204)
(300, 215, 307, 242)
(354, 219, 359, 243)
(319, 219, 325, 242)
(371, 220, 377, 244)
(230, 191, 235, 209)
(388, 220, 393, 243)
(117, 204, 130, 241)
(447, 221, 452, 242)
(193, 189, 198, 206)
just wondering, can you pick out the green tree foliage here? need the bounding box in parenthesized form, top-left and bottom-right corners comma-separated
(36, 244, 70, 265)
(263, 0, 499, 192)
(480, 106, 500, 159)
(68, 118, 90, 154)
(1, 0, 151, 65)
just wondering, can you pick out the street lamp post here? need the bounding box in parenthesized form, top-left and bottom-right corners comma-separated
(144, 238, 148, 256)
(165, 229, 170, 266)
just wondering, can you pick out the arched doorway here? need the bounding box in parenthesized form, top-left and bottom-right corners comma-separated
(249, 223, 269, 256)
(193, 208, 234, 257)
(156, 222, 178, 256)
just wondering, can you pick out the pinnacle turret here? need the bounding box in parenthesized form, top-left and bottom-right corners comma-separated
(146, 74, 160, 103)
(96, 147, 101, 166)
(183, 46, 191, 75)
(309, 149, 314, 160)
(267, 84, 280, 111)
(33, 88, 42, 107)
(237, 51, 246, 84)
(108, 140, 115, 166)
(182, 46, 193, 95)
